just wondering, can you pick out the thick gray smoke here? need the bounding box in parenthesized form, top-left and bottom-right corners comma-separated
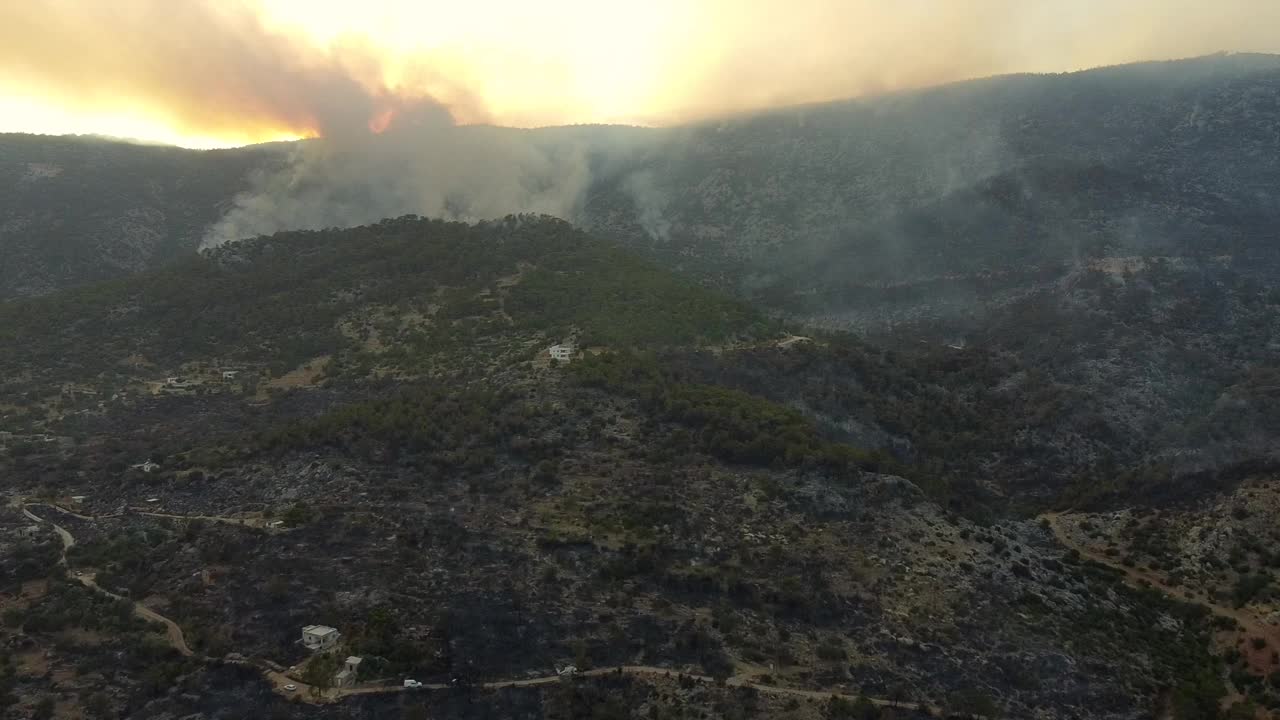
(202, 104, 597, 248)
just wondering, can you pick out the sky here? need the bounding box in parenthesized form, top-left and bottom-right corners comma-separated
(1, 0, 1279, 148)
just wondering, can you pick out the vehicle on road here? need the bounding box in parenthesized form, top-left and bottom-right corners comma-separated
(284, 684, 297, 691)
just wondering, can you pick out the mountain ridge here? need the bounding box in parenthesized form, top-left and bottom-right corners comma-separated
(3, 52, 1279, 302)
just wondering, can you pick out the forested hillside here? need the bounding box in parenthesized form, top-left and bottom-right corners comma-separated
(0, 214, 763, 410)
(0, 216, 1250, 719)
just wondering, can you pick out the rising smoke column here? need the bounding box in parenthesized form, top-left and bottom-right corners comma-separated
(0, 0, 603, 246)
(201, 106, 599, 247)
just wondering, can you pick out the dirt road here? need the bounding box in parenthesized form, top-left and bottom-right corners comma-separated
(131, 510, 276, 529)
(479, 666, 940, 714)
(82, 571, 194, 656)
(22, 505, 74, 564)
(1042, 511, 1280, 674)
(24, 504, 194, 656)
(21, 500, 976, 716)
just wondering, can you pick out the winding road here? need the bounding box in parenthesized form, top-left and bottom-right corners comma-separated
(1042, 511, 1280, 674)
(23, 504, 193, 655)
(20, 501, 977, 716)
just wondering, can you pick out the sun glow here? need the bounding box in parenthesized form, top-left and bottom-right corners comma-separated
(0, 94, 309, 149)
(2, 0, 1279, 148)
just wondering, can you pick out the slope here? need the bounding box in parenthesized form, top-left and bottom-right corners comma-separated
(0, 215, 1246, 719)
(0, 214, 764, 410)
(0, 133, 279, 298)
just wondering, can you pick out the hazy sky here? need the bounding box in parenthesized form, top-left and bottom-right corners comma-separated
(2, 0, 1279, 147)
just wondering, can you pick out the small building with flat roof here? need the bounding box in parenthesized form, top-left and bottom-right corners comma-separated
(301, 624, 340, 651)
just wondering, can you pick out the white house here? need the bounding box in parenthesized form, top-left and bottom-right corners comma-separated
(301, 624, 340, 651)
(334, 656, 362, 688)
(549, 342, 576, 362)
(131, 461, 161, 473)
(221, 370, 239, 381)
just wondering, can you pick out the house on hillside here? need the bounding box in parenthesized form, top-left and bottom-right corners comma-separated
(549, 341, 577, 363)
(301, 624, 340, 652)
(159, 376, 200, 395)
(221, 370, 239, 381)
(61, 384, 99, 398)
(334, 656, 362, 688)
(131, 460, 160, 473)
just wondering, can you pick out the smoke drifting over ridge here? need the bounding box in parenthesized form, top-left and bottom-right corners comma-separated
(202, 119, 602, 248)
(5, 0, 1280, 139)
(0, 0, 610, 247)
(656, 0, 1280, 123)
(7, 0, 1280, 247)
(0, 0, 487, 142)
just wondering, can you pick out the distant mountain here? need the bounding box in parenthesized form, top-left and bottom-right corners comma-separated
(4, 53, 1279, 304)
(583, 53, 1280, 295)
(0, 134, 278, 298)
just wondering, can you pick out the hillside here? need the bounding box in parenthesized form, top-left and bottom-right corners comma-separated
(0, 134, 279, 298)
(0, 214, 761, 406)
(584, 53, 1280, 290)
(0, 217, 1259, 719)
(4, 54, 1280, 719)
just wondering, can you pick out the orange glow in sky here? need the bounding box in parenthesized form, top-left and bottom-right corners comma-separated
(1, 0, 1279, 148)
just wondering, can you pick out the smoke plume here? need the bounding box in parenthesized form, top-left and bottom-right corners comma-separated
(0, 1, 479, 142)
(202, 114, 598, 248)
(5, 1, 1280, 138)
(651, 0, 1280, 124)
